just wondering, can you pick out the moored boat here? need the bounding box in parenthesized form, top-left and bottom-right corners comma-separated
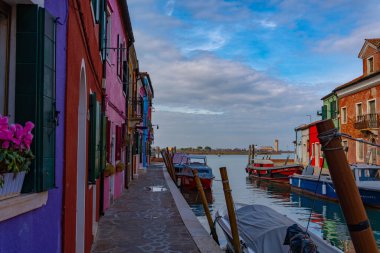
(176, 155, 214, 190)
(216, 203, 342, 253)
(290, 163, 380, 208)
(246, 158, 303, 183)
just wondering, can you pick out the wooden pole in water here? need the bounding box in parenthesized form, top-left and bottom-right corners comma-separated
(316, 119, 378, 253)
(193, 169, 219, 244)
(248, 145, 251, 165)
(220, 167, 241, 253)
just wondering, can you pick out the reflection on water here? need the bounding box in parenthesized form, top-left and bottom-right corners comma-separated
(187, 155, 380, 251)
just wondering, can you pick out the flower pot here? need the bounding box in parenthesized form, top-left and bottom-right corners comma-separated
(0, 171, 26, 200)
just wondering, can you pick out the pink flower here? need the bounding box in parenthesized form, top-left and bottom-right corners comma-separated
(24, 121, 34, 133)
(0, 115, 8, 131)
(23, 133, 33, 150)
(0, 129, 12, 141)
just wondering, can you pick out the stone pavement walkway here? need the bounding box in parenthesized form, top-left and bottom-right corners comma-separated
(91, 163, 200, 253)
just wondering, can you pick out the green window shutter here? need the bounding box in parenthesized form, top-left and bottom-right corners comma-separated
(99, 0, 106, 59)
(91, 0, 100, 23)
(100, 112, 106, 172)
(88, 93, 101, 184)
(330, 101, 337, 119)
(322, 105, 327, 120)
(16, 5, 56, 192)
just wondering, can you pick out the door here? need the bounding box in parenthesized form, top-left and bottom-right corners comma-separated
(315, 143, 320, 168)
(76, 66, 87, 253)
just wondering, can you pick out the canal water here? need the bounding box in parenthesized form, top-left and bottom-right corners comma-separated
(185, 155, 380, 251)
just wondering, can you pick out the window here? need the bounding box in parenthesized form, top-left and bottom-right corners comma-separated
(356, 141, 364, 162)
(368, 57, 374, 74)
(312, 143, 315, 157)
(330, 101, 337, 119)
(341, 107, 347, 124)
(321, 105, 327, 120)
(342, 140, 348, 158)
(356, 103, 363, 120)
(0, 1, 10, 116)
(368, 99, 376, 114)
(105, 7, 111, 59)
(15, 5, 57, 192)
(91, 0, 100, 23)
(116, 34, 123, 79)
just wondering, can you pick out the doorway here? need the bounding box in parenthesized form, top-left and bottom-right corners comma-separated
(76, 63, 87, 253)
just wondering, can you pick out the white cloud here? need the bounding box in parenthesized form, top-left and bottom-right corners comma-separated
(260, 20, 277, 29)
(165, 0, 175, 16)
(156, 105, 224, 115)
(182, 26, 228, 52)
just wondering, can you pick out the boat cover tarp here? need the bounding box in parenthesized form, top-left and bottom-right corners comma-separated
(173, 153, 189, 164)
(230, 205, 341, 253)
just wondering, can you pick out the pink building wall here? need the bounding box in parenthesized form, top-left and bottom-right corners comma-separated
(105, 0, 127, 125)
(103, 176, 111, 211)
(104, 0, 129, 203)
(114, 171, 124, 199)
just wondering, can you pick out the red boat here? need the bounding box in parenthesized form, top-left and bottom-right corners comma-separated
(176, 155, 214, 190)
(246, 159, 303, 183)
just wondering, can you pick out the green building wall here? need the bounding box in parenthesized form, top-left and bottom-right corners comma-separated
(322, 94, 339, 130)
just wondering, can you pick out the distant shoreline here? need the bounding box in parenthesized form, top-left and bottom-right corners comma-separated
(177, 150, 294, 155)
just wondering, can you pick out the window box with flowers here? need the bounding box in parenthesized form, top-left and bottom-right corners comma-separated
(115, 162, 125, 173)
(104, 163, 115, 177)
(0, 115, 34, 200)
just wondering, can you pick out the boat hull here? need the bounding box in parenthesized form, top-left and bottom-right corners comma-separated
(177, 175, 213, 190)
(290, 175, 380, 208)
(246, 165, 303, 184)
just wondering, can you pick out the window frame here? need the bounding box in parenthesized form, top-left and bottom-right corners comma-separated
(367, 56, 374, 74)
(367, 99, 376, 114)
(356, 102, 363, 120)
(356, 140, 364, 162)
(341, 107, 347, 124)
(342, 140, 348, 158)
(0, 1, 11, 116)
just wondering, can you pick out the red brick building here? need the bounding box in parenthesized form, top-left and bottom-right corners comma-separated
(334, 39, 380, 164)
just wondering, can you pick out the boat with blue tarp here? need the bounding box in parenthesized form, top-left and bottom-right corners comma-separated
(290, 163, 380, 208)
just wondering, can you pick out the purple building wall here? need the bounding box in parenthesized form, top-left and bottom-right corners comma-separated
(0, 1, 66, 252)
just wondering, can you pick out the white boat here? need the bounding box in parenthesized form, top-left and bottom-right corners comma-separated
(216, 204, 342, 253)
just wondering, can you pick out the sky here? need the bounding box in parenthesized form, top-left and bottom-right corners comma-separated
(127, 0, 380, 150)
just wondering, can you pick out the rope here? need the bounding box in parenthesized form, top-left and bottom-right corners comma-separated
(318, 128, 380, 149)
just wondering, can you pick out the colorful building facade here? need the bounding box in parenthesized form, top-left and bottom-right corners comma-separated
(0, 1, 154, 252)
(334, 38, 380, 164)
(0, 1, 67, 252)
(321, 92, 339, 129)
(64, 0, 106, 252)
(103, 0, 134, 212)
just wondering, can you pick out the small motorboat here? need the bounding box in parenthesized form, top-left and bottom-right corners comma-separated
(172, 153, 190, 173)
(290, 163, 380, 208)
(176, 155, 214, 190)
(246, 158, 303, 183)
(216, 204, 342, 253)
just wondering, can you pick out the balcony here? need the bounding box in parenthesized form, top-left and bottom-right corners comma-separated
(354, 113, 379, 130)
(128, 98, 143, 123)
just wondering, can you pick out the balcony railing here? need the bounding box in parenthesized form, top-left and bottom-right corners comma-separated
(128, 98, 143, 122)
(354, 113, 379, 130)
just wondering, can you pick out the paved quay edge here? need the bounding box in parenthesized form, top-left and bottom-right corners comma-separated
(162, 165, 223, 253)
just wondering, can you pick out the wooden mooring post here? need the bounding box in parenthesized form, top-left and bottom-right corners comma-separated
(193, 169, 219, 244)
(317, 119, 378, 253)
(247, 145, 252, 164)
(220, 167, 241, 253)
